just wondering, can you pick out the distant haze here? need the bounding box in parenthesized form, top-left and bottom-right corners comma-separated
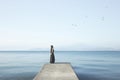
(0, 0, 120, 51)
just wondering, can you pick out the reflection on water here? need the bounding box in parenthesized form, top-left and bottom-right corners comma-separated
(0, 51, 120, 80)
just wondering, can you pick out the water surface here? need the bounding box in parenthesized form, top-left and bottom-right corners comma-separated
(0, 51, 120, 80)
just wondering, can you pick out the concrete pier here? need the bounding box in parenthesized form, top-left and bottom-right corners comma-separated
(33, 63, 79, 80)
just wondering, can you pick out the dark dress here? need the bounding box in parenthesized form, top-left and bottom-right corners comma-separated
(50, 49, 55, 63)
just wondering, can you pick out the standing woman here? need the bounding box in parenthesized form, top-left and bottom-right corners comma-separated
(50, 45, 55, 63)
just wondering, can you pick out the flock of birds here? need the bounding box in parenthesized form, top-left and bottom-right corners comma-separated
(72, 16, 105, 27)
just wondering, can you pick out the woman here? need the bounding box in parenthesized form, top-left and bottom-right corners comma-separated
(50, 45, 55, 63)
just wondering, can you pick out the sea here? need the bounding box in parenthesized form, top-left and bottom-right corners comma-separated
(0, 51, 120, 80)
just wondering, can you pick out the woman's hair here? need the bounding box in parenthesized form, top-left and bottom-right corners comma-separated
(50, 45, 54, 53)
(51, 45, 53, 48)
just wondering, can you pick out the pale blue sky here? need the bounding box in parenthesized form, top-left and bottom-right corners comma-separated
(0, 0, 120, 50)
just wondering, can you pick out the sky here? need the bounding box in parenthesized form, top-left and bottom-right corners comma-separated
(0, 0, 120, 51)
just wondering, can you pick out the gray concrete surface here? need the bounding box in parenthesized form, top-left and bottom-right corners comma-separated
(33, 63, 79, 80)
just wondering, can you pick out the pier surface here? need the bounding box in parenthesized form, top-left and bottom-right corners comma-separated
(33, 63, 79, 80)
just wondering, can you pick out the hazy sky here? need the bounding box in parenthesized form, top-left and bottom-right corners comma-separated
(0, 0, 120, 50)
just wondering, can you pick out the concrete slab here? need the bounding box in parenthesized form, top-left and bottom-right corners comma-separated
(33, 63, 79, 80)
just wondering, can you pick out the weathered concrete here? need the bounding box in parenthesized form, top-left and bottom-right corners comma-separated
(33, 63, 79, 80)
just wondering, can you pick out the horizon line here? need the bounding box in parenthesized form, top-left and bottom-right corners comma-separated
(0, 50, 120, 52)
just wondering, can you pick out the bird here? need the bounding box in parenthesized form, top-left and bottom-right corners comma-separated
(102, 17, 104, 21)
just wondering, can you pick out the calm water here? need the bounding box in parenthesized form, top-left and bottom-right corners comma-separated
(0, 51, 120, 80)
